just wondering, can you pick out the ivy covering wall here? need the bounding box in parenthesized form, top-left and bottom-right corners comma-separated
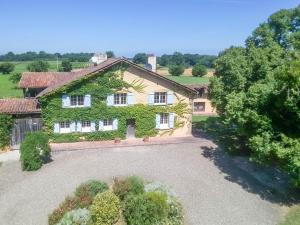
(0, 114, 13, 149)
(39, 64, 190, 143)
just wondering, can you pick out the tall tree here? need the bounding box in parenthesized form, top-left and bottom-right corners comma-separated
(132, 53, 147, 64)
(106, 51, 115, 58)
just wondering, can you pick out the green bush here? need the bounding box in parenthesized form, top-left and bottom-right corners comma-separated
(20, 132, 50, 171)
(57, 208, 91, 225)
(0, 114, 13, 149)
(90, 191, 120, 225)
(123, 192, 169, 225)
(75, 180, 109, 198)
(192, 64, 207, 77)
(27, 60, 49, 72)
(168, 65, 184, 76)
(112, 176, 144, 200)
(0, 62, 15, 74)
(48, 196, 80, 225)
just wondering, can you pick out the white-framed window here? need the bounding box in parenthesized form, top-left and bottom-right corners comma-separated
(70, 95, 84, 107)
(154, 92, 167, 104)
(160, 113, 169, 129)
(114, 93, 127, 105)
(60, 121, 70, 133)
(81, 121, 91, 132)
(103, 119, 113, 131)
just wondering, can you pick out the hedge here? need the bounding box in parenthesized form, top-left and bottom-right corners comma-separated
(0, 114, 13, 149)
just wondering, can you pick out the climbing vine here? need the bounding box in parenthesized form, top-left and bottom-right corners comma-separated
(0, 114, 13, 149)
(39, 64, 190, 142)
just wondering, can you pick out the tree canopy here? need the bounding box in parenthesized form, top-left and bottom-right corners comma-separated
(209, 5, 300, 186)
(27, 61, 50, 72)
(0, 62, 14, 74)
(59, 60, 72, 72)
(132, 53, 148, 64)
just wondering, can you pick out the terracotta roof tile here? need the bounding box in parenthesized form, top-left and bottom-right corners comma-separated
(0, 98, 40, 114)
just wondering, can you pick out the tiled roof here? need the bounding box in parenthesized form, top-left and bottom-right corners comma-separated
(19, 58, 197, 97)
(0, 98, 40, 114)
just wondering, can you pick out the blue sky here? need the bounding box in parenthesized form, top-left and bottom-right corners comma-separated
(0, 0, 299, 56)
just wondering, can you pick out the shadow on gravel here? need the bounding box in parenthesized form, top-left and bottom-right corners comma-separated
(201, 145, 300, 206)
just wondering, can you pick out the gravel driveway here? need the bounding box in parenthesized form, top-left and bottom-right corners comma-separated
(0, 140, 285, 225)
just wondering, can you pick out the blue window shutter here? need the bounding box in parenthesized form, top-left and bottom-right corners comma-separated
(62, 95, 70, 108)
(127, 93, 134, 105)
(91, 121, 96, 131)
(54, 123, 60, 133)
(99, 120, 104, 131)
(148, 92, 154, 105)
(169, 113, 175, 128)
(112, 119, 118, 130)
(167, 91, 174, 105)
(106, 94, 114, 106)
(84, 94, 91, 107)
(76, 121, 82, 132)
(155, 114, 160, 129)
(70, 122, 76, 132)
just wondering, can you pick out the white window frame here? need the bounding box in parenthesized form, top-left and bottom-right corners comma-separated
(103, 119, 113, 131)
(114, 93, 127, 106)
(160, 113, 169, 129)
(81, 121, 91, 132)
(154, 92, 167, 105)
(60, 121, 70, 133)
(70, 95, 84, 107)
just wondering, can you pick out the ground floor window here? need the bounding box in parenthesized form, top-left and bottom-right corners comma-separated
(103, 119, 113, 131)
(160, 113, 169, 129)
(194, 102, 205, 112)
(59, 121, 70, 133)
(81, 121, 91, 132)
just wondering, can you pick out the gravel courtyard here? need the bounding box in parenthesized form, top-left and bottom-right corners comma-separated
(0, 139, 286, 225)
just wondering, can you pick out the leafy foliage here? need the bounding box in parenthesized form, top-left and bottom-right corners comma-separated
(9, 72, 21, 83)
(90, 191, 120, 225)
(106, 51, 115, 58)
(0, 51, 94, 62)
(123, 192, 169, 225)
(132, 53, 147, 64)
(57, 208, 91, 225)
(209, 5, 300, 186)
(27, 60, 50, 72)
(75, 180, 109, 199)
(192, 64, 207, 77)
(112, 176, 145, 200)
(0, 62, 14, 74)
(20, 132, 50, 171)
(0, 114, 13, 149)
(59, 60, 72, 72)
(168, 65, 184, 76)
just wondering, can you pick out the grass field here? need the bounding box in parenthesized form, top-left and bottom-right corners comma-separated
(0, 61, 92, 98)
(167, 75, 210, 85)
(279, 205, 300, 225)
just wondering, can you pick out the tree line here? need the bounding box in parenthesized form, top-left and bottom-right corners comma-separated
(209, 5, 300, 186)
(0, 51, 94, 62)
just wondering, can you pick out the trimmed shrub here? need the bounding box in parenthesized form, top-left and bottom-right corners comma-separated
(90, 191, 120, 225)
(168, 65, 184, 76)
(75, 180, 109, 198)
(48, 196, 80, 225)
(145, 181, 176, 202)
(123, 191, 169, 225)
(57, 208, 91, 225)
(162, 198, 184, 225)
(0, 114, 13, 150)
(20, 132, 50, 171)
(112, 176, 144, 200)
(192, 64, 207, 77)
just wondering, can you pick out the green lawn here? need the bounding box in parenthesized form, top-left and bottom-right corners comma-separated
(166, 75, 210, 85)
(279, 205, 300, 225)
(0, 61, 92, 98)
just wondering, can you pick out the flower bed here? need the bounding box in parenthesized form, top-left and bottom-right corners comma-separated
(49, 176, 184, 225)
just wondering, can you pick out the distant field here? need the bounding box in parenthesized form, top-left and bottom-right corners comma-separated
(166, 75, 210, 85)
(0, 61, 92, 98)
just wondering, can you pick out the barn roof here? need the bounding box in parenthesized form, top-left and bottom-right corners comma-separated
(0, 98, 40, 114)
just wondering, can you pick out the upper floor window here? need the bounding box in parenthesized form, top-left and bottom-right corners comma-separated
(71, 95, 84, 106)
(114, 93, 127, 105)
(154, 92, 167, 104)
